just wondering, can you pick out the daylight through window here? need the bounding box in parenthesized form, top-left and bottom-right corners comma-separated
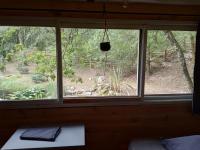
(0, 25, 196, 102)
(145, 30, 196, 94)
(0, 26, 57, 100)
(61, 29, 139, 97)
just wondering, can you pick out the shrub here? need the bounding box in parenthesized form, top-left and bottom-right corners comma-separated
(0, 63, 6, 72)
(5, 53, 14, 62)
(17, 66, 29, 74)
(0, 75, 30, 93)
(32, 73, 48, 83)
(8, 88, 47, 100)
(14, 43, 24, 52)
(63, 67, 75, 78)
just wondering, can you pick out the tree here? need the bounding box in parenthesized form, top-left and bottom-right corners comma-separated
(164, 30, 193, 90)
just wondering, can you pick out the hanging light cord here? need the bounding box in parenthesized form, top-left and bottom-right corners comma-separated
(102, 3, 109, 75)
(102, 3, 109, 42)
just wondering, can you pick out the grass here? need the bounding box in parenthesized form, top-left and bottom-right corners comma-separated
(34, 81, 57, 98)
(0, 75, 30, 93)
(0, 74, 57, 99)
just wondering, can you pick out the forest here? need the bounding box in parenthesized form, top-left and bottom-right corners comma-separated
(0, 26, 196, 100)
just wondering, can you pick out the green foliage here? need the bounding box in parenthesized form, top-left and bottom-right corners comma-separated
(0, 62, 6, 72)
(32, 73, 48, 83)
(63, 67, 75, 78)
(0, 26, 196, 98)
(0, 27, 18, 58)
(5, 52, 14, 62)
(0, 75, 30, 93)
(43, 82, 57, 98)
(14, 43, 24, 52)
(110, 67, 123, 93)
(61, 29, 138, 80)
(17, 63, 29, 74)
(148, 31, 170, 61)
(27, 51, 56, 81)
(70, 76, 83, 84)
(8, 88, 47, 100)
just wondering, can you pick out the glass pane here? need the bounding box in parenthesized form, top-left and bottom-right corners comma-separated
(145, 30, 196, 94)
(62, 28, 139, 97)
(0, 26, 57, 100)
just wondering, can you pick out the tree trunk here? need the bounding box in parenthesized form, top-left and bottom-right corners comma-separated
(164, 31, 193, 91)
(146, 48, 151, 75)
(190, 35, 195, 64)
(164, 49, 167, 62)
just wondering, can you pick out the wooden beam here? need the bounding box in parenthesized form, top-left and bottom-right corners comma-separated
(0, 1, 199, 22)
(0, 1, 199, 16)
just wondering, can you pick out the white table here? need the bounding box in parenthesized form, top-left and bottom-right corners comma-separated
(1, 125, 85, 150)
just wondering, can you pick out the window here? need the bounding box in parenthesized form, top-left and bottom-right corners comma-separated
(61, 28, 139, 97)
(145, 30, 196, 95)
(0, 22, 196, 104)
(0, 26, 57, 101)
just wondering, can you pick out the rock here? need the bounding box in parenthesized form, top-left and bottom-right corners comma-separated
(83, 91, 92, 96)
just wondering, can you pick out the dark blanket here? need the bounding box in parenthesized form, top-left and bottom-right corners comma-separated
(20, 127, 61, 142)
(162, 135, 200, 150)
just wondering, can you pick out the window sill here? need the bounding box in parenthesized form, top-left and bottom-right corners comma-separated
(0, 95, 192, 110)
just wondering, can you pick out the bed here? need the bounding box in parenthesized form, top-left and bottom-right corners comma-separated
(128, 135, 200, 150)
(128, 139, 166, 150)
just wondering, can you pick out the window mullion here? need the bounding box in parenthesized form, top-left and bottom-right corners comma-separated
(137, 29, 147, 98)
(56, 25, 63, 103)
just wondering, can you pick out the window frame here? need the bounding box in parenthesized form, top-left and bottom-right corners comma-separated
(0, 17, 197, 108)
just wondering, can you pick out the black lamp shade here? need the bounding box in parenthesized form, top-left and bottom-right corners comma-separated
(100, 42, 111, 51)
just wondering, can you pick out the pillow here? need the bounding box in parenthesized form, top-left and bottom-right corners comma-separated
(129, 139, 166, 150)
(162, 135, 200, 150)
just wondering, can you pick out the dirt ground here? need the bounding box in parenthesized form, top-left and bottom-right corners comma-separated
(0, 60, 193, 97)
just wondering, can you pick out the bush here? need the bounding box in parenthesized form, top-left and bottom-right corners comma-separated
(14, 43, 24, 52)
(32, 73, 48, 83)
(5, 53, 14, 62)
(8, 88, 47, 100)
(0, 75, 30, 93)
(63, 67, 75, 78)
(0, 63, 6, 72)
(17, 63, 29, 74)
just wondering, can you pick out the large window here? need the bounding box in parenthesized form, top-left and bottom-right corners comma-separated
(145, 30, 196, 95)
(0, 23, 196, 103)
(0, 26, 57, 101)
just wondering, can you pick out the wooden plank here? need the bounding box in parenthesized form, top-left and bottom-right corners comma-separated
(0, 1, 199, 22)
(0, 1, 103, 12)
(0, 102, 200, 150)
(0, 1, 199, 16)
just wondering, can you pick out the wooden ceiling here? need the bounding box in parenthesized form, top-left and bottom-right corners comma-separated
(0, 0, 199, 23)
(95, 0, 200, 5)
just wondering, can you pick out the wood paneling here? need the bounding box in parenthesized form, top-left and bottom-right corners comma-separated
(0, 1, 199, 21)
(0, 1, 200, 150)
(0, 1, 199, 16)
(0, 101, 200, 150)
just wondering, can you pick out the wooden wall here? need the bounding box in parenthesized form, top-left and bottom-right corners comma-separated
(0, 1, 200, 150)
(0, 101, 200, 150)
(0, 1, 199, 21)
